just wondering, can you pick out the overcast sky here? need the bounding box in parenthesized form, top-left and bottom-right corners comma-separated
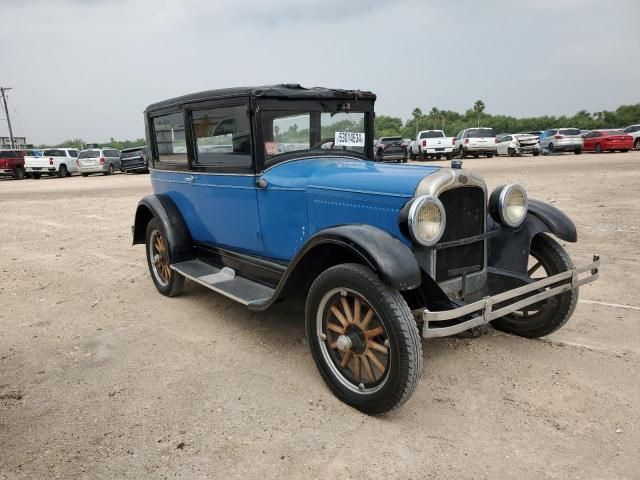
(1, 0, 638, 145)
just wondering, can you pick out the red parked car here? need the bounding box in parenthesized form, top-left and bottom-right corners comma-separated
(582, 130, 633, 153)
(0, 149, 26, 180)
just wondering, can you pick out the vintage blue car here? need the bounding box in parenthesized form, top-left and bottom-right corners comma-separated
(132, 85, 599, 414)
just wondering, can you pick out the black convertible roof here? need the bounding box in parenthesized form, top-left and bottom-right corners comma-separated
(145, 84, 376, 113)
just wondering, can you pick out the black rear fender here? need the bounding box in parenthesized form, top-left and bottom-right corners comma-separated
(132, 194, 194, 263)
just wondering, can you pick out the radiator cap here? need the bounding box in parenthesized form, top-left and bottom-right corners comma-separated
(451, 159, 463, 169)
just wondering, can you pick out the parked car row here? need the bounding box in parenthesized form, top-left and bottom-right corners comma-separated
(0, 146, 150, 180)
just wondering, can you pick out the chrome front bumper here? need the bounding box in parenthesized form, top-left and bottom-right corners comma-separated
(422, 255, 600, 338)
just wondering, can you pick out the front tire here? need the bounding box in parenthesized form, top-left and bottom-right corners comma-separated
(634, 139, 640, 150)
(574, 148, 582, 155)
(306, 263, 422, 414)
(145, 218, 185, 297)
(491, 233, 577, 338)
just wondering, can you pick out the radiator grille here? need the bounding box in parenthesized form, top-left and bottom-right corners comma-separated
(435, 187, 485, 281)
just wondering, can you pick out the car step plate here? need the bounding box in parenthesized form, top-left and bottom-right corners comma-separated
(171, 259, 275, 306)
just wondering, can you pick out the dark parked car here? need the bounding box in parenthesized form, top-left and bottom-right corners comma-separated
(121, 146, 150, 173)
(132, 84, 600, 414)
(375, 136, 407, 162)
(0, 149, 26, 179)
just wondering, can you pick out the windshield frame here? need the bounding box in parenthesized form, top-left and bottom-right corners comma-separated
(255, 98, 375, 171)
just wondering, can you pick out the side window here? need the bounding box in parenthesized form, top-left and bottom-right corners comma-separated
(69, 150, 78, 158)
(455, 131, 462, 140)
(152, 112, 187, 167)
(191, 105, 252, 169)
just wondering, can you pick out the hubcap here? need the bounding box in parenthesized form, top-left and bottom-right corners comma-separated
(316, 288, 391, 394)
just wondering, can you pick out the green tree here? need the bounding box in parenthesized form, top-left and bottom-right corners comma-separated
(375, 115, 403, 138)
(473, 100, 485, 127)
(412, 108, 423, 136)
(428, 107, 440, 129)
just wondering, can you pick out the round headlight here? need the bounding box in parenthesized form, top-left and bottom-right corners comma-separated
(407, 195, 446, 246)
(490, 183, 528, 227)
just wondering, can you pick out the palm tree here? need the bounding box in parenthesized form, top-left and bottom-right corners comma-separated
(412, 108, 423, 135)
(428, 107, 440, 129)
(473, 100, 485, 127)
(439, 110, 447, 130)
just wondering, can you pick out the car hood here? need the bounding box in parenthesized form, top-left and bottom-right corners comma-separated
(263, 157, 439, 199)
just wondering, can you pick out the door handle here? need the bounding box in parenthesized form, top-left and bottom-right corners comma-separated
(185, 175, 194, 183)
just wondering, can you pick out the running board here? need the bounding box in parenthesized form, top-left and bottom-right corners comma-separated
(171, 260, 275, 306)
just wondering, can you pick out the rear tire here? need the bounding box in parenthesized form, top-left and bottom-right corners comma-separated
(305, 263, 422, 414)
(57, 164, 68, 178)
(435, 154, 442, 160)
(446, 153, 454, 160)
(409, 150, 416, 161)
(32, 173, 41, 179)
(621, 149, 629, 153)
(548, 143, 555, 153)
(508, 148, 515, 157)
(533, 151, 540, 156)
(486, 153, 493, 158)
(574, 148, 582, 155)
(105, 164, 114, 175)
(81, 173, 89, 177)
(491, 234, 577, 338)
(595, 144, 602, 154)
(145, 218, 185, 297)
(634, 139, 640, 150)
(459, 148, 466, 159)
(14, 167, 25, 180)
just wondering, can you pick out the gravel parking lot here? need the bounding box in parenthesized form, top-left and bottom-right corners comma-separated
(1, 152, 638, 479)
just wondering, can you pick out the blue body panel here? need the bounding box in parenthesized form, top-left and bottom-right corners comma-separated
(151, 170, 264, 254)
(151, 157, 439, 261)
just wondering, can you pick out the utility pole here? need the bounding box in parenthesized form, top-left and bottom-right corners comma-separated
(0, 87, 15, 149)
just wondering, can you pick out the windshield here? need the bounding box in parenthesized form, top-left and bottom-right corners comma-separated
(122, 148, 144, 158)
(380, 137, 403, 144)
(467, 128, 495, 138)
(559, 128, 581, 136)
(419, 131, 444, 139)
(79, 150, 100, 159)
(261, 105, 367, 161)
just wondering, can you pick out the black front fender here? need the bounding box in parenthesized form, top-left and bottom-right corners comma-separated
(250, 224, 421, 311)
(528, 199, 577, 242)
(132, 194, 194, 263)
(488, 198, 576, 274)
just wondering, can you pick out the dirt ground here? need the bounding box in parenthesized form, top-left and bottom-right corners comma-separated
(1, 151, 638, 479)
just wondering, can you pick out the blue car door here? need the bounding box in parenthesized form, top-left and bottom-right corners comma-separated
(149, 104, 264, 255)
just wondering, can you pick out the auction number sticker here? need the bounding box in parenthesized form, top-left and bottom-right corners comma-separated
(335, 131, 365, 147)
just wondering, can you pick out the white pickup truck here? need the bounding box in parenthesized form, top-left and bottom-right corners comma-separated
(24, 148, 80, 179)
(408, 130, 455, 161)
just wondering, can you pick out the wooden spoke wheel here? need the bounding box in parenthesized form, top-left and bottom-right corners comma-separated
(492, 233, 578, 338)
(306, 263, 422, 414)
(321, 289, 391, 392)
(145, 218, 184, 297)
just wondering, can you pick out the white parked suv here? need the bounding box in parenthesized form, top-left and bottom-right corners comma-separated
(538, 128, 583, 155)
(408, 130, 455, 161)
(24, 148, 79, 179)
(454, 128, 497, 158)
(622, 125, 640, 150)
(77, 148, 122, 176)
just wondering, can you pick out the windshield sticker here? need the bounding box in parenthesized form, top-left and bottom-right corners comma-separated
(334, 131, 365, 147)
